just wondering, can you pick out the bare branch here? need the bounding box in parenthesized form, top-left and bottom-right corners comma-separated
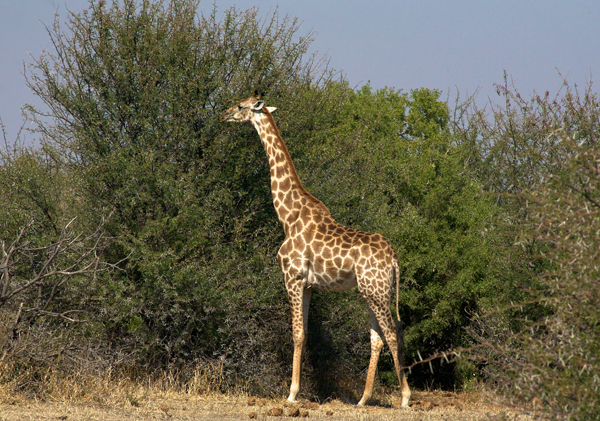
(0, 216, 115, 319)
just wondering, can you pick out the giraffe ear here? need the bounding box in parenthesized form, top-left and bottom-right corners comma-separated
(251, 100, 265, 111)
(266, 107, 277, 113)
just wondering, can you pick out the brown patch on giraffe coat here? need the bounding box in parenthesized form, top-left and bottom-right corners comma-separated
(312, 241, 324, 255)
(286, 211, 299, 225)
(279, 254, 289, 268)
(278, 206, 289, 220)
(299, 207, 313, 221)
(312, 211, 323, 224)
(283, 193, 293, 210)
(265, 124, 276, 135)
(280, 178, 291, 192)
(326, 264, 338, 279)
(314, 258, 324, 274)
(276, 165, 287, 179)
(343, 256, 354, 268)
(288, 249, 302, 262)
(333, 256, 343, 268)
(292, 237, 304, 253)
(303, 224, 316, 243)
(360, 244, 372, 256)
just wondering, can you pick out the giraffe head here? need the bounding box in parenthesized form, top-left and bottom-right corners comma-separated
(221, 92, 277, 123)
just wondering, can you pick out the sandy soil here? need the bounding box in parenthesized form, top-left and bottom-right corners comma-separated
(0, 390, 538, 421)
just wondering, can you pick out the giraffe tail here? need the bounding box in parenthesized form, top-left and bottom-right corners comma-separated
(392, 257, 405, 360)
(392, 258, 401, 322)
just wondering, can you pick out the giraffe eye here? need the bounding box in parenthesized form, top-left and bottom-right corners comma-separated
(238, 105, 242, 110)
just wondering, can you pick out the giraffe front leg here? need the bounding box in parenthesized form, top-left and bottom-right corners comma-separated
(287, 287, 312, 403)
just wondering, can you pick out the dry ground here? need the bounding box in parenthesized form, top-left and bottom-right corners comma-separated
(0, 390, 539, 421)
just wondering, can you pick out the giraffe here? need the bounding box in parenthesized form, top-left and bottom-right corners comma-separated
(221, 93, 411, 408)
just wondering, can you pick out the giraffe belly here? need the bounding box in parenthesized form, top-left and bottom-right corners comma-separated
(306, 264, 357, 292)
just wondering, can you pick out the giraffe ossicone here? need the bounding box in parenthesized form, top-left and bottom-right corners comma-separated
(221, 93, 411, 408)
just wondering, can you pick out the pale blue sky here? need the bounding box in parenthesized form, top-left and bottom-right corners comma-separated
(1, 0, 599, 143)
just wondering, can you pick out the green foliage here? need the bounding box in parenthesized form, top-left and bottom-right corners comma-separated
(23, 0, 341, 392)
(0, 144, 112, 368)
(10, 1, 595, 410)
(461, 81, 600, 419)
(0, 146, 64, 235)
(296, 85, 503, 388)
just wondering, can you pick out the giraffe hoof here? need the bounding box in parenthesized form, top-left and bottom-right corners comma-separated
(401, 393, 410, 408)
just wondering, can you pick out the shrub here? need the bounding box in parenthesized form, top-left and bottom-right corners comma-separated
(460, 80, 600, 419)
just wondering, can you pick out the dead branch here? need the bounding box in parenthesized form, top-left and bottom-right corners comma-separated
(0, 216, 116, 324)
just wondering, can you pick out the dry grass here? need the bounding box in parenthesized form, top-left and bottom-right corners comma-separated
(0, 359, 229, 403)
(0, 362, 540, 421)
(0, 391, 538, 421)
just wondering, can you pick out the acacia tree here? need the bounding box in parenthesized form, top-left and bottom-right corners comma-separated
(0, 142, 120, 381)
(24, 0, 345, 392)
(294, 85, 504, 389)
(0, 217, 116, 363)
(20, 0, 518, 398)
(459, 82, 600, 419)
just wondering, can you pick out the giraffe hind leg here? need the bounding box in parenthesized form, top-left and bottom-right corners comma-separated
(395, 318, 411, 407)
(359, 294, 411, 407)
(357, 307, 384, 407)
(376, 303, 411, 408)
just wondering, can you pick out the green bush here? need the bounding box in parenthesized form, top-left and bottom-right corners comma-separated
(295, 85, 505, 388)
(460, 80, 600, 419)
(23, 0, 344, 394)
(7, 0, 544, 402)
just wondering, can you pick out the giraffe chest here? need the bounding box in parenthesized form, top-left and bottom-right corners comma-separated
(279, 224, 359, 292)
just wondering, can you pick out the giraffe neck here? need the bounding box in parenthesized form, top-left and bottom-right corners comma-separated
(251, 109, 330, 235)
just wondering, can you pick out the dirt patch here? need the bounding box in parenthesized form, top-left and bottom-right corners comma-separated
(0, 390, 536, 421)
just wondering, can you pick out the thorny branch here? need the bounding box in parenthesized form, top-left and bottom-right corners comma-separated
(0, 215, 122, 324)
